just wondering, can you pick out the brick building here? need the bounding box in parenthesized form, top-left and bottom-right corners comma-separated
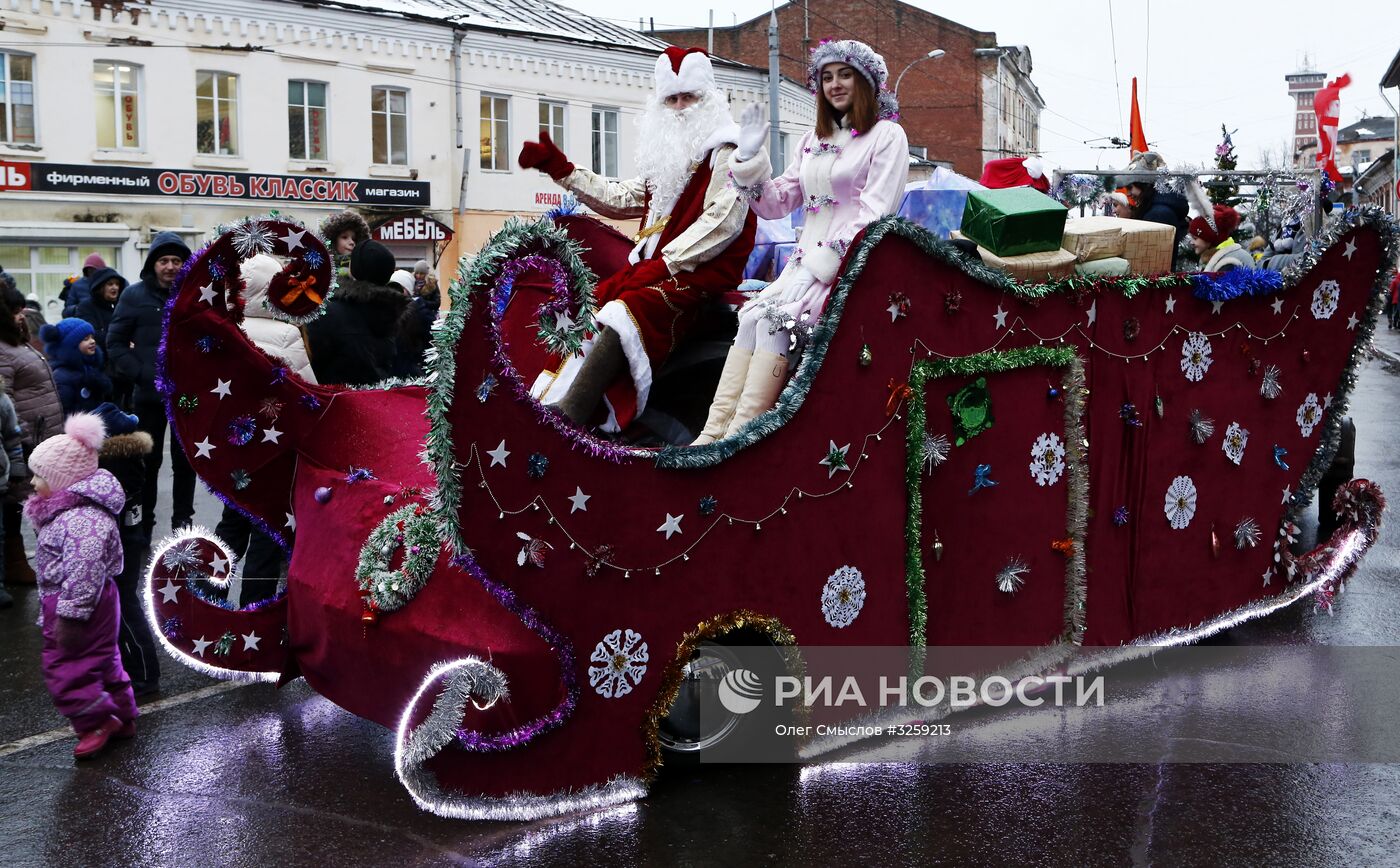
(653, 0, 1042, 179)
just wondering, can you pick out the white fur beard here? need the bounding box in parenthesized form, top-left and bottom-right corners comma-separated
(634, 92, 733, 221)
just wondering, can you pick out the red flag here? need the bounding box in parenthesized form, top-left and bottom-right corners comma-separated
(1128, 77, 1148, 157)
(1314, 73, 1352, 183)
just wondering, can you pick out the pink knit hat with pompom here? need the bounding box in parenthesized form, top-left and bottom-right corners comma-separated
(29, 413, 106, 493)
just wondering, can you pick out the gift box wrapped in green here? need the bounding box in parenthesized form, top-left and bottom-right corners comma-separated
(958, 187, 1068, 257)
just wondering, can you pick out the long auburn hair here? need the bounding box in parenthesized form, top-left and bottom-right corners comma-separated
(815, 67, 878, 139)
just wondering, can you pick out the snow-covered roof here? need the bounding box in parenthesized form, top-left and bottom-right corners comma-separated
(309, 0, 665, 50)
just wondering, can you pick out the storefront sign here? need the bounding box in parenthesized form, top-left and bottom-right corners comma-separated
(373, 214, 453, 242)
(0, 160, 429, 207)
(534, 191, 563, 207)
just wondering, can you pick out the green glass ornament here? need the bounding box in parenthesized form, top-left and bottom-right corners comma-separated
(859, 343, 873, 367)
(947, 377, 994, 446)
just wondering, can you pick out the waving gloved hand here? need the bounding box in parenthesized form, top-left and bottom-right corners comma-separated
(518, 131, 576, 180)
(736, 104, 771, 162)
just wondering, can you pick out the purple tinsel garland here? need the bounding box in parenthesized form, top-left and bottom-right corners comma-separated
(449, 552, 579, 751)
(484, 255, 647, 465)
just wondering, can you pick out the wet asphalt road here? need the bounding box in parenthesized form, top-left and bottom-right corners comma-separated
(3, 338, 1400, 867)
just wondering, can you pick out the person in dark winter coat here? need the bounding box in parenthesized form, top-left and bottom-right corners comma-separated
(0, 380, 24, 609)
(42, 318, 112, 415)
(304, 240, 409, 387)
(1126, 182, 1190, 266)
(393, 268, 440, 379)
(61, 253, 108, 318)
(106, 231, 195, 541)
(0, 285, 63, 585)
(92, 401, 160, 696)
(74, 266, 126, 350)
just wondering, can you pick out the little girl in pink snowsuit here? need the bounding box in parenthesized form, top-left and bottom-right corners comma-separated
(27, 412, 135, 759)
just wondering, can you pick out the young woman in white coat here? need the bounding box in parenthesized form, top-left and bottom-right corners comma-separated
(692, 39, 909, 445)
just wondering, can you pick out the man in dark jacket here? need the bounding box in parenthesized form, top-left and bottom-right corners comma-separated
(305, 240, 409, 387)
(1126, 183, 1190, 269)
(107, 230, 194, 543)
(61, 252, 108, 318)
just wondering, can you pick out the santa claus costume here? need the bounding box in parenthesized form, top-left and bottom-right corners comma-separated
(519, 47, 756, 432)
(692, 39, 909, 445)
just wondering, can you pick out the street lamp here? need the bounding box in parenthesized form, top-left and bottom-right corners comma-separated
(894, 49, 945, 99)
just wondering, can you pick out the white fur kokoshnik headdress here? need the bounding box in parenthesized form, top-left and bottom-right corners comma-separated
(807, 38, 900, 123)
(654, 47, 717, 99)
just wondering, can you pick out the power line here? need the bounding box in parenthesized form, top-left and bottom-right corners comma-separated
(1106, 0, 1125, 140)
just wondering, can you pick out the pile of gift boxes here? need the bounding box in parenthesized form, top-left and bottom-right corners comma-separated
(952, 187, 1177, 282)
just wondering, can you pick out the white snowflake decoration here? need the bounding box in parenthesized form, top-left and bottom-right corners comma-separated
(1028, 432, 1066, 487)
(1180, 332, 1213, 382)
(1310, 279, 1340, 320)
(588, 629, 649, 699)
(1221, 422, 1249, 466)
(230, 220, 276, 258)
(1164, 475, 1198, 530)
(821, 566, 866, 628)
(161, 539, 203, 573)
(1260, 365, 1283, 400)
(1296, 393, 1322, 438)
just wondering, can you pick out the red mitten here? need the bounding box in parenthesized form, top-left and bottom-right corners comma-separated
(518, 131, 575, 180)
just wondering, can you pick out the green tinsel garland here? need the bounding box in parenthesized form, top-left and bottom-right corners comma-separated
(356, 504, 442, 613)
(904, 345, 1086, 649)
(425, 217, 597, 554)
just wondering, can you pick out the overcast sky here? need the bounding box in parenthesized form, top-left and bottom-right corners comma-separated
(570, 0, 1400, 173)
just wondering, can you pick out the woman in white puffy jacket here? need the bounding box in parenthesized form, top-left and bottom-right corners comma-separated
(238, 255, 318, 384)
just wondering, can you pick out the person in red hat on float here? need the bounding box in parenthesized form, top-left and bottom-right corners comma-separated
(519, 47, 756, 432)
(1188, 204, 1255, 273)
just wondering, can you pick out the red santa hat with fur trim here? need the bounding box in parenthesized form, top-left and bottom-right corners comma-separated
(979, 156, 1050, 193)
(654, 47, 717, 99)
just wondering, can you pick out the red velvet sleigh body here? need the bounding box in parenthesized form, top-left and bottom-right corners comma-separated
(147, 209, 1392, 821)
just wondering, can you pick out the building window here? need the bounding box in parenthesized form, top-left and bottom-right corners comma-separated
(372, 86, 409, 165)
(591, 107, 618, 177)
(480, 94, 510, 171)
(0, 243, 121, 322)
(0, 52, 35, 145)
(539, 100, 566, 143)
(1354, 149, 1371, 163)
(288, 80, 328, 161)
(195, 71, 239, 155)
(94, 61, 141, 150)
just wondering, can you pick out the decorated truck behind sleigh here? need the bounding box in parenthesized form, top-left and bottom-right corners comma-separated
(142, 207, 1391, 820)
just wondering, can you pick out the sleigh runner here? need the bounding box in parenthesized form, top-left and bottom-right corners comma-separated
(143, 206, 1392, 820)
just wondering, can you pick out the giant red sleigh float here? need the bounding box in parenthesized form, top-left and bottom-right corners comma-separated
(142, 207, 1391, 820)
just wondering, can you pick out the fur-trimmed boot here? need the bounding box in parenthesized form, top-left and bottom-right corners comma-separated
(554, 328, 626, 426)
(723, 349, 788, 438)
(690, 347, 752, 446)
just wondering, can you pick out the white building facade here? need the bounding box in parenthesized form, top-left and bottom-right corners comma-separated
(0, 0, 812, 318)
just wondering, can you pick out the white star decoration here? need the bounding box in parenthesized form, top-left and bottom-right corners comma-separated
(1263, 567, 1273, 587)
(194, 438, 215, 459)
(1323, 393, 1334, 410)
(887, 302, 903, 323)
(1282, 486, 1292, 505)
(211, 379, 232, 400)
(285, 512, 296, 531)
(1086, 300, 1097, 327)
(198, 283, 218, 305)
(1270, 297, 1285, 315)
(208, 553, 229, 575)
(261, 427, 282, 444)
(1165, 294, 1176, 314)
(487, 440, 510, 468)
(657, 513, 683, 539)
(1210, 300, 1224, 315)
(158, 578, 180, 604)
(241, 631, 261, 651)
(819, 440, 852, 478)
(1346, 312, 1359, 330)
(1343, 238, 1357, 260)
(191, 636, 212, 657)
(993, 304, 1008, 329)
(554, 308, 574, 333)
(280, 228, 307, 252)
(568, 486, 591, 513)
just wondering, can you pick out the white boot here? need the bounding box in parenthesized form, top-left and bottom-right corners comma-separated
(723, 349, 787, 438)
(691, 347, 752, 446)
